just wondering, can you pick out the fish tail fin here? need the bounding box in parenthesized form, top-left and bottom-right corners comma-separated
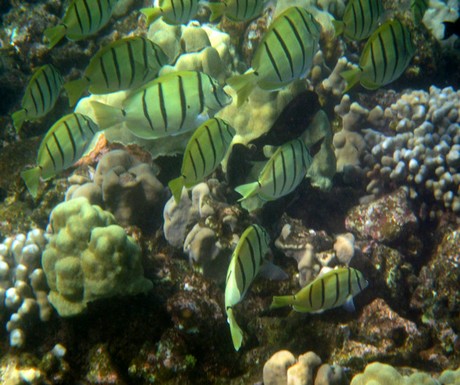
(340, 67, 362, 93)
(332, 19, 344, 37)
(226, 307, 243, 351)
(207, 2, 225, 22)
(226, 71, 257, 107)
(64, 78, 90, 107)
(140, 7, 163, 26)
(11, 109, 27, 133)
(44, 24, 66, 49)
(21, 167, 41, 198)
(89, 101, 124, 130)
(270, 295, 294, 309)
(234, 181, 259, 201)
(168, 176, 185, 204)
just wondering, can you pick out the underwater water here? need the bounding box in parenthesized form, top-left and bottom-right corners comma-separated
(0, 0, 460, 384)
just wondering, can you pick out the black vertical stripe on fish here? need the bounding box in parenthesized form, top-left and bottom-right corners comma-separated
(197, 73, 204, 111)
(158, 82, 168, 130)
(246, 237, 257, 278)
(74, 113, 85, 138)
(178, 75, 187, 130)
(333, 272, 340, 306)
(368, 0, 374, 35)
(308, 281, 313, 308)
(205, 73, 224, 108)
(300, 141, 307, 169)
(82, 0, 92, 32)
(142, 38, 149, 81)
(171, 0, 177, 19)
(280, 150, 287, 194)
(370, 41, 378, 82)
(189, 150, 198, 179)
(320, 277, 325, 308)
(347, 267, 352, 296)
(195, 138, 206, 175)
(45, 143, 57, 171)
(30, 84, 40, 115)
(236, 255, 247, 292)
(216, 118, 226, 149)
(179, 0, 185, 20)
(142, 89, 155, 131)
(388, 23, 400, 81)
(377, 33, 387, 85)
(296, 7, 313, 36)
(50, 66, 60, 90)
(244, 0, 249, 20)
(35, 77, 46, 114)
(288, 142, 298, 192)
(400, 20, 410, 56)
(351, 3, 358, 38)
(264, 42, 282, 82)
(52, 132, 65, 167)
(95, 0, 103, 26)
(254, 226, 264, 264)
(355, 269, 363, 291)
(63, 120, 77, 162)
(100, 57, 110, 88)
(272, 155, 277, 195)
(358, 0, 365, 38)
(127, 40, 136, 88)
(284, 16, 306, 73)
(273, 28, 294, 77)
(42, 69, 53, 110)
(74, 2, 84, 33)
(82, 114, 96, 135)
(187, 0, 194, 21)
(205, 125, 217, 169)
(111, 48, 121, 89)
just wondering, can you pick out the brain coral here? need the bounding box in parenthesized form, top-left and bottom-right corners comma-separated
(42, 197, 152, 317)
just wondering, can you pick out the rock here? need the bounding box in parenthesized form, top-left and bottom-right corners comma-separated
(287, 352, 322, 385)
(263, 350, 297, 385)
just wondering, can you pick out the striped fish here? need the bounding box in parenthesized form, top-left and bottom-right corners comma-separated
(207, 0, 265, 22)
(44, 0, 119, 49)
(90, 70, 232, 139)
(271, 267, 368, 313)
(411, 0, 429, 24)
(340, 19, 415, 92)
(226, 6, 320, 107)
(21, 113, 99, 198)
(332, 0, 384, 41)
(235, 139, 312, 210)
(168, 117, 235, 203)
(141, 0, 200, 26)
(64, 36, 169, 106)
(225, 224, 271, 351)
(11, 64, 64, 133)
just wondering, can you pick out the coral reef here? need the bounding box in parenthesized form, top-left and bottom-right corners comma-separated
(67, 149, 167, 230)
(42, 197, 152, 317)
(0, 229, 52, 347)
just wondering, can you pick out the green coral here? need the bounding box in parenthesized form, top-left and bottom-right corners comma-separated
(42, 197, 152, 317)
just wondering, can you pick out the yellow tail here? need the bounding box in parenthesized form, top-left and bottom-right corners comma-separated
(227, 307, 243, 351)
(140, 7, 163, 26)
(340, 67, 362, 93)
(207, 2, 225, 22)
(226, 70, 258, 107)
(168, 176, 185, 204)
(234, 181, 258, 201)
(21, 167, 41, 198)
(44, 24, 66, 49)
(270, 295, 295, 309)
(64, 78, 90, 107)
(11, 109, 27, 133)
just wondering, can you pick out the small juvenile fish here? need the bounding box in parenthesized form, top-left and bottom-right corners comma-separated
(168, 117, 235, 203)
(207, 0, 265, 22)
(12, 64, 64, 133)
(44, 0, 119, 49)
(227, 6, 320, 106)
(270, 267, 368, 313)
(90, 70, 232, 139)
(141, 0, 200, 26)
(64, 36, 169, 106)
(340, 19, 415, 92)
(21, 113, 99, 198)
(235, 138, 312, 209)
(225, 224, 270, 351)
(332, 0, 384, 40)
(411, 0, 429, 25)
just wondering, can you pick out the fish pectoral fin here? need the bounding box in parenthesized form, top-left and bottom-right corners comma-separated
(343, 296, 356, 312)
(234, 181, 259, 200)
(227, 307, 243, 351)
(259, 261, 288, 281)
